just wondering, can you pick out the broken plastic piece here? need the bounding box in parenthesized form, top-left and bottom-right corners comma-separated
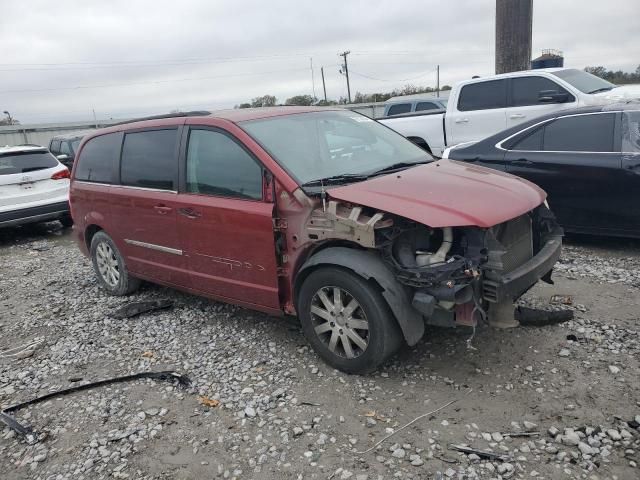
(515, 306, 574, 326)
(449, 444, 512, 461)
(112, 299, 174, 319)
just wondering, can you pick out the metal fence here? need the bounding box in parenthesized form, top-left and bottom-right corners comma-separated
(0, 120, 120, 148)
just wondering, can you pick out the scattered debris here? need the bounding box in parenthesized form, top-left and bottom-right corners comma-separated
(0, 339, 44, 359)
(355, 396, 464, 454)
(111, 299, 174, 320)
(550, 294, 573, 305)
(449, 444, 512, 462)
(198, 396, 220, 408)
(516, 306, 574, 326)
(500, 431, 540, 438)
(0, 370, 190, 442)
(299, 401, 321, 407)
(141, 351, 155, 358)
(0, 411, 36, 444)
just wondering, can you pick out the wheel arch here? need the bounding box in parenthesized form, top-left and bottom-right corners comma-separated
(84, 224, 104, 251)
(294, 247, 425, 346)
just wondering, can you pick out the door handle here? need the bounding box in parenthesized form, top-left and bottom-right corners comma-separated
(454, 118, 469, 124)
(153, 204, 172, 215)
(510, 113, 526, 119)
(177, 207, 202, 219)
(510, 158, 534, 165)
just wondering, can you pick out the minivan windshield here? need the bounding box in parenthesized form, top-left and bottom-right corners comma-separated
(551, 68, 617, 94)
(240, 110, 432, 187)
(0, 151, 58, 175)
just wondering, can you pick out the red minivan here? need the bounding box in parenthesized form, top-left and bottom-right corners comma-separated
(70, 107, 562, 373)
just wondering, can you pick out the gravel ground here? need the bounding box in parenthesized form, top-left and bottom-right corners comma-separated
(0, 223, 638, 480)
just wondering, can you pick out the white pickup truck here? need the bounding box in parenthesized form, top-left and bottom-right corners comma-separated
(379, 68, 640, 157)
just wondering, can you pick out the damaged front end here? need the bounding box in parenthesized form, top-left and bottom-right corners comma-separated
(375, 203, 563, 329)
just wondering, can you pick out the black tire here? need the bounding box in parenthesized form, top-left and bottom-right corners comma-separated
(297, 266, 402, 374)
(60, 214, 73, 228)
(90, 231, 140, 296)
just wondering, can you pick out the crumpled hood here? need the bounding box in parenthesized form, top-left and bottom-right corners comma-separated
(590, 85, 640, 104)
(327, 160, 545, 228)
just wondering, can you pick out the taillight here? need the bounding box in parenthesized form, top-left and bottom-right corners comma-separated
(51, 169, 70, 180)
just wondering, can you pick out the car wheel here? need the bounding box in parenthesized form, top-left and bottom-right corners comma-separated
(90, 231, 140, 296)
(297, 266, 402, 374)
(60, 214, 73, 228)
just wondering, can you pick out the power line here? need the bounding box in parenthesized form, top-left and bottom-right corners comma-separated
(0, 67, 309, 95)
(349, 68, 438, 83)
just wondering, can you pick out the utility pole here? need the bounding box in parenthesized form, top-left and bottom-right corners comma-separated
(338, 50, 351, 103)
(495, 0, 533, 74)
(320, 67, 327, 103)
(310, 58, 316, 100)
(436, 65, 440, 97)
(92, 108, 98, 128)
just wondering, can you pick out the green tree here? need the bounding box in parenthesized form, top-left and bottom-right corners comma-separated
(285, 95, 316, 106)
(251, 95, 277, 108)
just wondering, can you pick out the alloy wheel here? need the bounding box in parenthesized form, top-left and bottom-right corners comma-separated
(310, 286, 369, 359)
(95, 242, 120, 287)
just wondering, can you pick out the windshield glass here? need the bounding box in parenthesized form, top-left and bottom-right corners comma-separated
(551, 68, 616, 94)
(0, 151, 58, 175)
(240, 110, 432, 185)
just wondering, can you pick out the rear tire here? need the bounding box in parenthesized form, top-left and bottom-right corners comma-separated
(90, 231, 140, 296)
(60, 214, 73, 228)
(297, 266, 402, 374)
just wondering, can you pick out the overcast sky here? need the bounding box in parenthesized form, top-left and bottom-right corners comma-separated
(1, 0, 638, 124)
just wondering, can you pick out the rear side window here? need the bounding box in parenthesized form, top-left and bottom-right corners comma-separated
(543, 113, 615, 152)
(75, 133, 120, 183)
(120, 129, 177, 190)
(0, 151, 58, 175)
(622, 111, 640, 153)
(387, 103, 412, 116)
(60, 141, 71, 155)
(510, 127, 544, 150)
(50, 140, 61, 153)
(457, 80, 507, 111)
(415, 102, 439, 111)
(186, 129, 262, 200)
(511, 77, 572, 107)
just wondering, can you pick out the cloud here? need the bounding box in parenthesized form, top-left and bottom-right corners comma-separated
(0, 0, 636, 123)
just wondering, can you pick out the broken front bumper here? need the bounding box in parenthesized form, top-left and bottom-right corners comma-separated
(482, 233, 562, 303)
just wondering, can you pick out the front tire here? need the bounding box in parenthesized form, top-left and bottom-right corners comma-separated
(90, 231, 140, 296)
(297, 267, 402, 374)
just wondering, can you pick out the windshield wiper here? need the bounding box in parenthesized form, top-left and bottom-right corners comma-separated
(588, 87, 615, 94)
(367, 160, 431, 176)
(302, 173, 369, 188)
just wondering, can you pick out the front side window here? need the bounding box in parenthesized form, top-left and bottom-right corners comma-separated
(415, 102, 439, 111)
(71, 139, 81, 153)
(120, 129, 177, 190)
(60, 141, 71, 155)
(0, 151, 58, 175)
(241, 110, 430, 186)
(457, 80, 507, 111)
(511, 76, 572, 107)
(50, 140, 61, 153)
(543, 113, 615, 152)
(622, 111, 640, 153)
(387, 103, 412, 116)
(186, 129, 263, 200)
(75, 133, 119, 183)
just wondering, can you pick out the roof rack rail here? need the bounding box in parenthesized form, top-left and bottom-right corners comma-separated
(111, 110, 211, 126)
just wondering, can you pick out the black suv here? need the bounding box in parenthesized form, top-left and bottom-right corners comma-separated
(49, 133, 86, 170)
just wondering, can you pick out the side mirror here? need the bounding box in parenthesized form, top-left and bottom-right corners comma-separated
(56, 154, 69, 161)
(538, 90, 569, 103)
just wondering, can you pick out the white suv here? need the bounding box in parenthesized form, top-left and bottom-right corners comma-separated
(0, 145, 72, 228)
